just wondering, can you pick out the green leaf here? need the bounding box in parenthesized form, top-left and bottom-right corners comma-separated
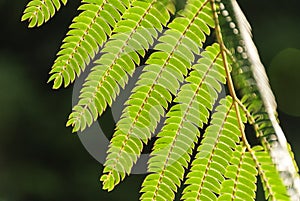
(48, 0, 131, 89)
(218, 145, 257, 201)
(252, 146, 290, 201)
(21, 0, 68, 27)
(140, 43, 226, 201)
(182, 96, 245, 201)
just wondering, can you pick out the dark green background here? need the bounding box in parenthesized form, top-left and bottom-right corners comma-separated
(0, 0, 299, 200)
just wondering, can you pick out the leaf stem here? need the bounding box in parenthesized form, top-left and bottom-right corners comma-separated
(209, 0, 251, 151)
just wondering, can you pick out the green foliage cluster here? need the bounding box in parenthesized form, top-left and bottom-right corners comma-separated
(22, 0, 67, 27)
(22, 0, 300, 200)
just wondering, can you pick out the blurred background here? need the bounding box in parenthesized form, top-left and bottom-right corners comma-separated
(0, 0, 299, 200)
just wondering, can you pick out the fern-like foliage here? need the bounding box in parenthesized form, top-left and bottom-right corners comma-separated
(67, 0, 172, 134)
(22, 0, 300, 200)
(182, 96, 247, 201)
(49, 0, 133, 89)
(22, 0, 67, 27)
(218, 0, 300, 198)
(252, 146, 290, 201)
(101, 0, 215, 191)
(218, 145, 257, 201)
(140, 43, 226, 201)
